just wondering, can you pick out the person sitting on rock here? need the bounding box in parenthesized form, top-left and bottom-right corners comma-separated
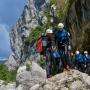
(83, 51, 90, 74)
(75, 51, 85, 72)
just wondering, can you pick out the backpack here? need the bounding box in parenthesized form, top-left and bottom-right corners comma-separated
(37, 36, 48, 54)
(53, 50, 61, 59)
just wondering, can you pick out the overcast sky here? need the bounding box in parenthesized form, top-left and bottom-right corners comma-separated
(0, 0, 26, 59)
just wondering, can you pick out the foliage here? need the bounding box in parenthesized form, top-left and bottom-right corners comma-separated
(25, 24, 49, 47)
(25, 0, 72, 46)
(37, 58, 45, 68)
(26, 63, 32, 71)
(0, 64, 16, 83)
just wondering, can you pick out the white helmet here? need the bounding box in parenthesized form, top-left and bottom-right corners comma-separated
(75, 51, 80, 55)
(58, 23, 64, 29)
(84, 51, 88, 54)
(46, 29, 53, 34)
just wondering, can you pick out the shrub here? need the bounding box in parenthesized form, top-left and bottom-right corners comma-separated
(26, 63, 32, 71)
(0, 64, 16, 83)
(37, 58, 45, 69)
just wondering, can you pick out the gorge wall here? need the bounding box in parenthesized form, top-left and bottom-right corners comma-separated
(66, 0, 90, 51)
(10, 0, 49, 62)
(10, 0, 90, 63)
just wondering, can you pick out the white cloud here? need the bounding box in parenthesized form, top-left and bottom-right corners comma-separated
(0, 24, 11, 58)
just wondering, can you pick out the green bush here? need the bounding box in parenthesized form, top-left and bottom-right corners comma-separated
(0, 64, 16, 83)
(25, 24, 49, 46)
(26, 63, 32, 71)
(37, 58, 45, 68)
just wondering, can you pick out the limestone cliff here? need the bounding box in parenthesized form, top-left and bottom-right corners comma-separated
(10, 0, 48, 62)
(9, 0, 90, 65)
(66, 0, 90, 51)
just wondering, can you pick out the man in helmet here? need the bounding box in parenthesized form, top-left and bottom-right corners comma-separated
(55, 23, 70, 70)
(84, 51, 90, 70)
(75, 50, 85, 72)
(44, 28, 54, 78)
(46, 27, 63, 75)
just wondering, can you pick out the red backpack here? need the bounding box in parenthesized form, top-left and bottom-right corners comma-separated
(37, 38, 43, 53)
(37, 36, 48, 54)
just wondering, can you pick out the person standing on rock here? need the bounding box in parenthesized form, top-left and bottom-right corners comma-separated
(55, 23, 70, 70)
(37, 27, 55, 78)
(45, 28, 55, 78)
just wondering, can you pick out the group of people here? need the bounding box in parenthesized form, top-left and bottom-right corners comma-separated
(36, 4, 90, 78)
(37, 22, 72, 78)
(37, 22, 90, 78)
(71, 50, 90, 74)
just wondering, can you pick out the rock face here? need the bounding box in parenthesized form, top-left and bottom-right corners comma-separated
(0, 80, 16, 90)
(29, 70, 90, 90)
(10, 0, 49, 62)
(16, 62, 46, 89)
(1, 70, 90, 90)
(5, 53, 19, 71)
(66, 0, 90, 51)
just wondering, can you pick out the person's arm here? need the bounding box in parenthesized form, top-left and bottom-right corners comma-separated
(66, 31, 70, 45)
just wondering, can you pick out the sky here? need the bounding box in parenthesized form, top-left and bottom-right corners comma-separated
(0, 0, 26, 59)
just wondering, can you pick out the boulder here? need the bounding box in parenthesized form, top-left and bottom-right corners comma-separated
(29, 70, 90, 90)
(0, 80, 6, 90)
(5, 53, 19, 71)
(16, 62, 46, 89)
(6, 83, 16, 90)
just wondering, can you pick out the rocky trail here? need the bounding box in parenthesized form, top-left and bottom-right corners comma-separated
(1, 62, 90, 90)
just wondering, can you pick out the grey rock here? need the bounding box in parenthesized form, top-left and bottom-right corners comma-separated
(61, 87, 69, 90)
(31, 70, 90, 90)
(0, 80, 6, 90)
(5, 53, 19, 71)
(16, 84, 29, 90)
(42, 16, 48, 24)
(30, 84, 40, 90)
(10, 0, 49, 63)
(43, 84, 52, 90)
(6, 83, 16, 90)
(70, 80, 84, 90)
(16, 62, 46, 89)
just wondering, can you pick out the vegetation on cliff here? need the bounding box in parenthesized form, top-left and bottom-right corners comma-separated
(24, 0, 90, 52)
(0, 64, 16, 83)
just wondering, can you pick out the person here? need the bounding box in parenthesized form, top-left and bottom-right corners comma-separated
(51, 45, 62, 74)
(55, 23, 70, 70)
(84, 51, 90, 64)
(45, 28, 54, 78)
(84, 51, 90, 74)
(45, 27, 63, 77)
(75, 51, 85, 72)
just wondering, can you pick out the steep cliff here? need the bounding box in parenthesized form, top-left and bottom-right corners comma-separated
(10, 0, 49, 62)
(10, 0, 90, 64)
(66, 0, 90, 51)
